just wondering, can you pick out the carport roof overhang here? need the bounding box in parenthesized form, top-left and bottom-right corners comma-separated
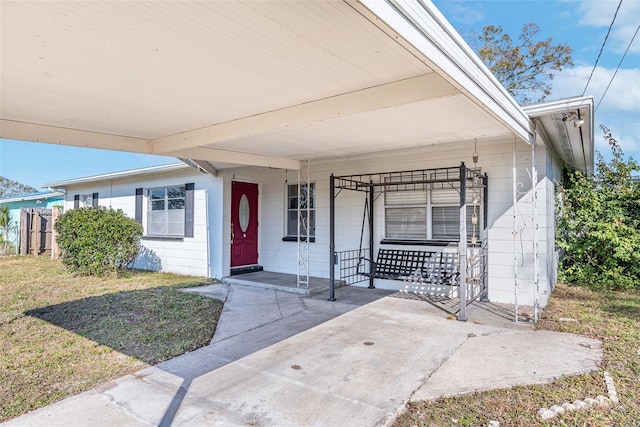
(0, 0, 531, 171)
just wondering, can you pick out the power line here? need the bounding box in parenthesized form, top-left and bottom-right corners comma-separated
(582, 0, 623, 96)
(596, 23, 640, 112)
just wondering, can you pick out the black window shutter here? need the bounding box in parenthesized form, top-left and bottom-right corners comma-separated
(92, 192, 99, 207)
(184, 183, 195, 237)
(135, 188, 143, 224)
(74, 195, 80, 209)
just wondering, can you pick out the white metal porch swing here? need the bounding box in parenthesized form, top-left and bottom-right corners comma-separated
(328, 157, 488, 321)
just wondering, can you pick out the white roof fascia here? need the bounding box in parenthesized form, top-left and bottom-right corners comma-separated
(43, 163, 189, 188)
(357, 0, 532, 143)
(0, 191, 65, 204)
(523, 95, 594, 119)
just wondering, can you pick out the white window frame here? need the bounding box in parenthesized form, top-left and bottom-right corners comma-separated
(285, 182, 315, 238)
(146, 185, 186, 237)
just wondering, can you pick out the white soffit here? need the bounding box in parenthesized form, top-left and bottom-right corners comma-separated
(524, 96, 594, 174)
(1, 1, 425, 139)
(209, 94, 507, 159)
(1, 0, 522, 169)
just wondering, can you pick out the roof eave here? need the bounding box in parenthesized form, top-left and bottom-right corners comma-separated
(0, 191, 65, 204)
(524, 96, 594, 174)
(43, 163, 188, 188)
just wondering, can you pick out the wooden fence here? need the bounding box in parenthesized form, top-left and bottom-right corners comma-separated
(19, 208, 61, 258)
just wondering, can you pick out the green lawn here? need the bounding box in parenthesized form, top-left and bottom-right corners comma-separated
(0, 256, 222, 422)
(394, 283, 640, 427)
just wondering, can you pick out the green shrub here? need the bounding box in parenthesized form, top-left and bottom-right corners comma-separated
(557, 125, 640, 291)
(55, 207, 143, 276)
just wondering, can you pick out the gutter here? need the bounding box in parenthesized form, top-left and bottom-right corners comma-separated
(43, 163, 188, 188)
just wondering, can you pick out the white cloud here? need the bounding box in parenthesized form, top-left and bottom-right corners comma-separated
(593, 119, 639, 158)
(553, 65, 640, 113)
(436, 2, 485, 25)
(577, 0, 640, 54)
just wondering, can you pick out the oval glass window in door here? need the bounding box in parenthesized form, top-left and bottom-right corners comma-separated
(239, 194, 250, 232)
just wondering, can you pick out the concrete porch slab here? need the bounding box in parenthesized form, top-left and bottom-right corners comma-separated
(222, 271, 343, 295)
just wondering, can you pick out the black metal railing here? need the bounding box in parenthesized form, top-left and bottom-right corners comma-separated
(336, 248, 369, 286)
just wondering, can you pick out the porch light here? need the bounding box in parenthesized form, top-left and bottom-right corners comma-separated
(562, 112, 584, 128)
(472, 137, 479, 164)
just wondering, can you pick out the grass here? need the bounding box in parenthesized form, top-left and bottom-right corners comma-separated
(0, 256, 223, 422)
(394, 283, 640, 427)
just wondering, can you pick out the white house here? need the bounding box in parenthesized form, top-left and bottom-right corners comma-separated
(2, 1, 593, 320)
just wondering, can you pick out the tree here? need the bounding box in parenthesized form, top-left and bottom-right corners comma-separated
(468, 23, 573, 105)
(556, 126, 640, 291)
(0, 205, 13, 255)
(0, 176, 37, 198)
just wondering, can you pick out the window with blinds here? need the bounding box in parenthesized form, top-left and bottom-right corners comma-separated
(385, 190, 427, 239)
(384, 186, 479, 241)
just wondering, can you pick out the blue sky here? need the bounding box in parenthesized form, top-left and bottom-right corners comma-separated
(1, 0, 639, 189)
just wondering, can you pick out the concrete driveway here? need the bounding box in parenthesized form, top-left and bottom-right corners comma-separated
(3, 285, 602, 426)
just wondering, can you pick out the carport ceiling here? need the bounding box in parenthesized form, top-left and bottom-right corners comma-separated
(1, 1, 524, 170)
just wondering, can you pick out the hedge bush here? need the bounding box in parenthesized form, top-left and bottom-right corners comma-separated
(54, 207, 143, 276)
(557, 125, 640, 291)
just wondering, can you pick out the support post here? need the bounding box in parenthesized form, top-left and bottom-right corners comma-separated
(51, 207, 61, 259)
(513, 136, 519, 323)
(458, 162, 468, 321)
(531, 133, 540, 322)
(297, 161, 310, 289)
(328, 174, 336, 301)
(19, 209, 29, 256)
(33, 209, 41, 257)
(481, 173, 489, 301)
(368, 181, 375, 289)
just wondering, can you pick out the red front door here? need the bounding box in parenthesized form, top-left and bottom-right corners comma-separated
(231, 181, 259, 267)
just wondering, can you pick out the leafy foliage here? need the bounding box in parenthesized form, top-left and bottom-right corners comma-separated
(54, 207, 143, 276)
(0, 177, 37, 198)
(468, 23, 572, 105)
(557, 126, 640, 291)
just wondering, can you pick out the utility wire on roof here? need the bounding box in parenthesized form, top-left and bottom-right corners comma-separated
(581, 0, 623, 96)
(596, 23, 640, 112)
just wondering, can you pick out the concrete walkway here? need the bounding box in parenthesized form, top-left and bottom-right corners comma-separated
(3, 285, 602, 427)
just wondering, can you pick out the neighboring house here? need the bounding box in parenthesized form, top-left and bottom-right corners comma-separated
(3, 1, 594, 317)
(0, 191, 64, 251)
(0, 191, 64, 222)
